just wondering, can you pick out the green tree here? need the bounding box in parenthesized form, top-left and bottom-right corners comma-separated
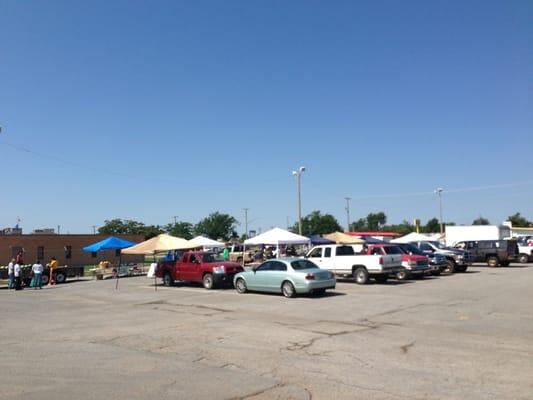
(194, 212, 237, 241)
(422, 218, 441, 233)
(472, 216, 490, 225)
(349, 218, 368, 231)
(165, 222, 194, 239)
(507, 212, 531, 227)
(98, 219, 163, 239)
(383, 220, 415, 235)
(366, 212, 387, 231)
(290, 210, 342, 235)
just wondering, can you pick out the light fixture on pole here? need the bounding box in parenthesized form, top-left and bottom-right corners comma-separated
(292, 166, 306, 235)
(434, 188, 444, 235)
(344, 197, 351, 232)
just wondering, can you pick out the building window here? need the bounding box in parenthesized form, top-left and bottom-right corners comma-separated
(65, 245, 72, 259)
(37, 246, 45, 260)
(91, 252, 97, 258)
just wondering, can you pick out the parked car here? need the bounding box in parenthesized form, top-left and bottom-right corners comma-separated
(409, 241, 471, 273)
(362, 244, 430, 280)
(452, 240, 519, 267)
(233, 258, 336, 298)
(305, 244, 403, 284)
(395, 243, 447, 276)
(156, 251, 244, 289)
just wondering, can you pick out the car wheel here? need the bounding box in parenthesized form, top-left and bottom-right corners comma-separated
(55, 272, 67, 284)
(396, 269, 408, 281)
(374, 275, 388, 284)
(444, 260, 456, 274)
(163, 273, 173, 287)
(282, 281, 296, 298)
(519, 254, 529, 264)
(235, 278, 247, 294)
(354, 267, 369, 284)
(203, 273, 214, 290)
(487, 256, 499, 268)
(41, 274, 49, 285)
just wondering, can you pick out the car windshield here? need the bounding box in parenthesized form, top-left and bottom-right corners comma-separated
(428, 241, 447, 249)
(400, 244, 423, 255)
(201, 253, 225, 263)
(382, 246, 403, 255)
(291, 259, 319, 270)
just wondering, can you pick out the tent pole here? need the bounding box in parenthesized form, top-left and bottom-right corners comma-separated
(115, 252, 120, 290)
(154, 251, 157, 292)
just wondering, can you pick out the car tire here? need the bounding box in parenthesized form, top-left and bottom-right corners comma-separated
(55, 272, 67, 284)
(282, 281, 296, 298)
(396, 269, 408, 281)
(445, 260, 456, 274)
(235, 278, 247, 294)
(354, 267, 369, 284)
(163, 273, 173, 287)
(203, 273, 214, 290)
(41, 274, 49, 285)
(487, 256, 499, 268)
(519, 254, 529, 264)
(374, 275, 388, 284)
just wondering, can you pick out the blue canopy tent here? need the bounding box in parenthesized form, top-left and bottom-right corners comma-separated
(83, 236, 138, 289)
(306, 235, 335, 246)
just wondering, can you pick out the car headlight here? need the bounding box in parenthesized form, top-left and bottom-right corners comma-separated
(213, 266, 225, 273)
(457, 254, 463, 259)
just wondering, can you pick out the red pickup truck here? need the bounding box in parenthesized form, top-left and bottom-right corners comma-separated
(156, 251, 244, 289)
(363, 244, 430, 280)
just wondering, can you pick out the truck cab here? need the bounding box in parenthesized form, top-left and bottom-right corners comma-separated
(156, 251, 244, 289)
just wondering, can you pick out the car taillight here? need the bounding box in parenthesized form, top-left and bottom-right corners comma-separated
(379, 257, 383, 265)
(305, 273, 315, 280)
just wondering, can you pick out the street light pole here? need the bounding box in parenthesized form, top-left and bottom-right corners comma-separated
(344, 197, 351, 232)
(292, 166, 306, 235)
(435, 188, 444, 235)
(243, 208, 249, 240)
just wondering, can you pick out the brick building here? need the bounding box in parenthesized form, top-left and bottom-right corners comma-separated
(0, 234, 145, 267)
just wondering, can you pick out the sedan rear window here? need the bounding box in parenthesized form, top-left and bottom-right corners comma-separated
(291, 260, 319, 270)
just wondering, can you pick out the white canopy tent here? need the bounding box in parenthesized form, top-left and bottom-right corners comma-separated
(189, 235, 225, 249)
(390, 232, 437, 243)
(244, 227, 310, 246)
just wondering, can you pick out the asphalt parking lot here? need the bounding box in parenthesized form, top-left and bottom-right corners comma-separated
(1, 263, 532, 400)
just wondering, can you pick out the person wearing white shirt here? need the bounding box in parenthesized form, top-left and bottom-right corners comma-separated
(13, 263, 22, 291)
(7, 258, 15, 289)
(31, 260, 44, 289)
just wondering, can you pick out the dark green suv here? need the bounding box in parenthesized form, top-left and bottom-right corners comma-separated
(453, 240, 518, 267)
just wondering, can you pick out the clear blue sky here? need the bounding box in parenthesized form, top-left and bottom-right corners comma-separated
(1, 0, 531, 234)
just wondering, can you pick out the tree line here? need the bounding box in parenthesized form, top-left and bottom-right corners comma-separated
(99, 211, 532, 240)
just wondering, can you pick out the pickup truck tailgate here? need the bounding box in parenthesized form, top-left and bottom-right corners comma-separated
(382, 255, 402, 270)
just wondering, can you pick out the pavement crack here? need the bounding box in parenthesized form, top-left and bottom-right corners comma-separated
(227, 383, 283, 400)
(400, 341, 416, 354)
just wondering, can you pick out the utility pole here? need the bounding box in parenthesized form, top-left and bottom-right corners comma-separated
(172, 216, 178, 225)
(435, 188, 444, 235)
(292, 166, 306, 235)
(344, 197, 351, 232)
(57, 225, 61, 235)
(243, 208, 249, 240)
(91, 225, 96, 235)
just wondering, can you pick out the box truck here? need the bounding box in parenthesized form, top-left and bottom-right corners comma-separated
(445, 225, 511, 247)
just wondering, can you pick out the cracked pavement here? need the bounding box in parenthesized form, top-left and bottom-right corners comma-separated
(1, 264, 532, 399)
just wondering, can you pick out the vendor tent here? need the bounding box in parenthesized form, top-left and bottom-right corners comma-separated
(307, 234, 335, 245)
(324, 232, 365, 244)
(244, 227, 310, 246)
(83, 236, 137, 252)
(121, 234, 196, 254)
(390, 232, 436, 243)
(189, 235, 225, 248)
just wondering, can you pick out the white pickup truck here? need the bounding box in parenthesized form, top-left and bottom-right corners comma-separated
(305, 244, 403, 284)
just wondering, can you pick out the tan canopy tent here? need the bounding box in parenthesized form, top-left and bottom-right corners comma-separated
(121, 233, 196, 254)
(324, 231, 365, 244)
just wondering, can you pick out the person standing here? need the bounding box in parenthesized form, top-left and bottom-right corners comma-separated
(15, 250, 24, 265)
(222, 247, 229, 261)
(14, 262, 22, 290)
(30, 260, 44, 289)
(7, 258, 15, 289)
(48, 256, 58, 286)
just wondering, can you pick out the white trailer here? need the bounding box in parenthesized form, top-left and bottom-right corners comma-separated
(445, 225, 511, 247)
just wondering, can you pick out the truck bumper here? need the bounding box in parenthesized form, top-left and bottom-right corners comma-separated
(213, 272, 238, 287)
